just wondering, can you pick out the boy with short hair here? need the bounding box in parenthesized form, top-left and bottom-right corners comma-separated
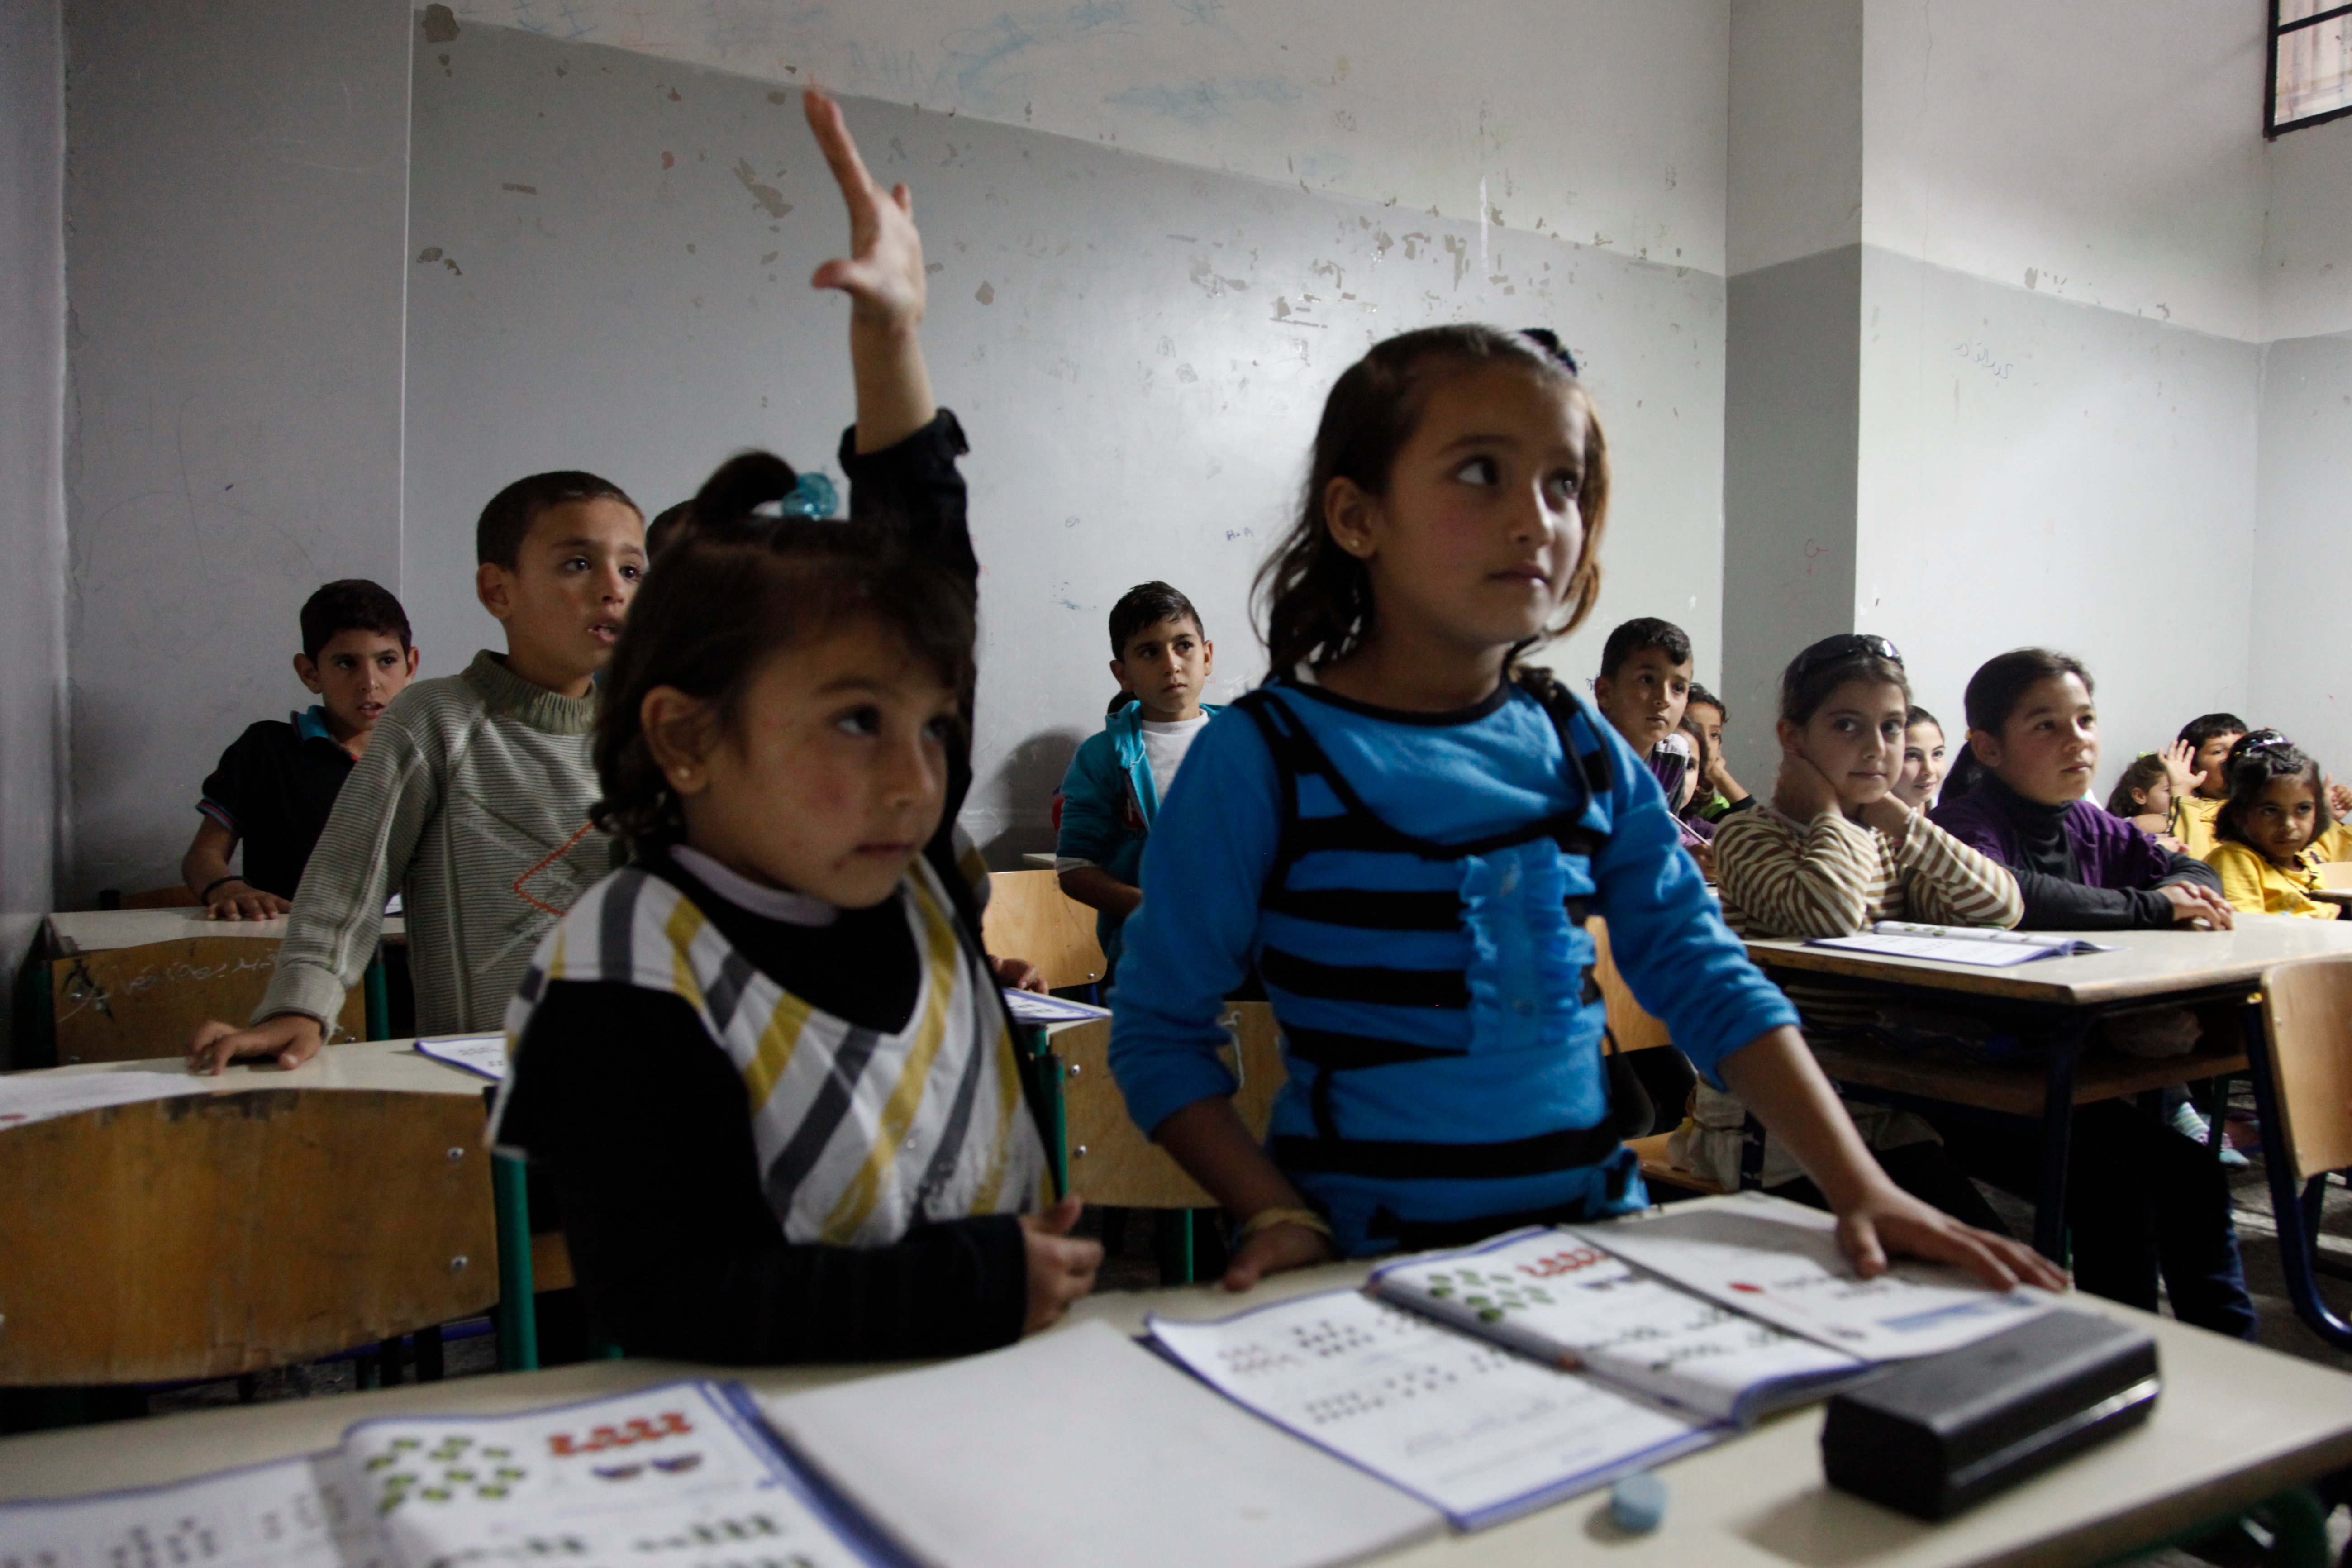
(182, 580, 420, 920)
(188, 472, 646, 1072)
(2165, 712, 2247, 858)
(1056, 581, 1220, 982)
(1682, 681, 1755, 822)
(1592, 617, 1713, 857)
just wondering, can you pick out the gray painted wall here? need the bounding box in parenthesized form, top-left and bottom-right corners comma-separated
(61, 0, 414, 904)
(2252, 331, 2352, 765)
(0, 0, 67, 1059)
(404, 22, 1732, 860)
(1720, 246, 1861, 787)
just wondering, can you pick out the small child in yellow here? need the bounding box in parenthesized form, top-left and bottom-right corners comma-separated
(2203, 731, 2339, 919)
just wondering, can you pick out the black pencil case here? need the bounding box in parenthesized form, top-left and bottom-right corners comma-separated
(1820, 1310, 2160, 1520)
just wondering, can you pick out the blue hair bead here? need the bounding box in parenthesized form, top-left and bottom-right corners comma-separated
(776, 472, 839, 520)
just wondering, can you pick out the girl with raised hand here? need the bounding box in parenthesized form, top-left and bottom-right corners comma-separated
(1107, 325, 2062, 1296)
(491, 91, 1098, 1363)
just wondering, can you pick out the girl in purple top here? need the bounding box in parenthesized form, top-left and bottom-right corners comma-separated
(1925, 648, 2254, 1339)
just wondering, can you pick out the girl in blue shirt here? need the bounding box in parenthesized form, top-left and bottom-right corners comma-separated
(1107, 324, 2062, 1293)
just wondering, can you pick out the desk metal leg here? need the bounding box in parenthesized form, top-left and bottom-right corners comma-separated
(492, 1155, 540, 1373)
(2033, 1023, 2090, 1263)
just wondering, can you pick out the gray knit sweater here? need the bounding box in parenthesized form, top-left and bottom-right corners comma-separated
(256, 651, 619, 1034)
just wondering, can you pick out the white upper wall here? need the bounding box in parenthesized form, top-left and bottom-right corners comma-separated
(2263, 113, 2352, 342)
(1861, 0, 2270, 343)
(445, 0, 1732, 276)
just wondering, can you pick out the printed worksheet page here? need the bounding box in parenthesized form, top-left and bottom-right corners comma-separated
(0, 1454, 388, 1568)
(1573, 1194, 2054, 1359)
(1369, 1229, 1865, 1423)
(1147, 1289, 1714, 1531)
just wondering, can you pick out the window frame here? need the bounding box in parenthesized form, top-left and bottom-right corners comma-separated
(2269, 0, 2352, 138)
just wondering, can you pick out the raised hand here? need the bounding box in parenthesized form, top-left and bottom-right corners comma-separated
(804, 88, 925, 334)
(2160, 739, 2206, 799)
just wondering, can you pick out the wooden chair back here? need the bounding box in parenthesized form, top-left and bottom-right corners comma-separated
(1590, 915, 1673, 1052)
(50, 937, 367, 1065)
(2260, 958, 2352, 1184)
(981, 870, 1109, 991)
(0, 1089, 497, 1385)
(1057, 1002, 1287, 1208)
(2320, 862, 2352, 891)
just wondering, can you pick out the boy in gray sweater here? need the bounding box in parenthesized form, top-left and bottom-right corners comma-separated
(188, 474, 646, 1072)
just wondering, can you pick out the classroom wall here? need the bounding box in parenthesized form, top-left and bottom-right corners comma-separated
(2250, 330, 2352, 774)
(59, 0, 415, 905)
(403, 19, 1735, 860)
(440, 0, 1734, 276)
(2263, 113, 2352, 343)
(0, 0, 68, 1056)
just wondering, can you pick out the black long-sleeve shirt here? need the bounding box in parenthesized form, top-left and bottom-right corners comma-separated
(495, 412, 1030, 1363)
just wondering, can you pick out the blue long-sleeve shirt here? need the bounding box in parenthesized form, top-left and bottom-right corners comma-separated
(1109, 675, 1798, 1253)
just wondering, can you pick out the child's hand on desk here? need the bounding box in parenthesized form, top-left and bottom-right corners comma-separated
(1223, 1215, 1337, 1292)
(990, 955, 1047, 994)
(186, 1013, 324, 1075)
(2160, 883, 2235, 930)
(1020, 1194, 1103, 1333)
(204, 879, 291, 921)
(1835, 1183, 2069, 1295)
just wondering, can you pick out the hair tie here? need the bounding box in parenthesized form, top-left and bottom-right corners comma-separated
(752, 472, 839, 522)
(1520, 327, 1581, 376)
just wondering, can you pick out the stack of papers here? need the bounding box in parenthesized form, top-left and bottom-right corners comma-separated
(413, 1034, 508, 1081)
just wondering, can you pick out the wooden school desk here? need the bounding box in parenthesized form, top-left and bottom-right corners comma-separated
(1746, 914, 2352, 1259)
(20, 908, 408, 1068)
(0, 1040, 494, 1386)
(6, 1258, 2352, 1568)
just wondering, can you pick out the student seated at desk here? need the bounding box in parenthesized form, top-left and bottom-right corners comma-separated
(1591, 616, 1716, 871)
(1891, 705, 1948, 812)
(1682, 682, 1756, 823)
(187, 471, 645, 1060)
(1929, 648, 2255, 1339)
(181, 580, 419, 921)
(490, 90, 1098, 1364)
(2203, 731, 2341, 920)
(2104, 753, 2184, 852)
(1054, 581, 1223, 987)
(2162, 712, 2247, 859)
(1109, 324, 2059, 1299)
(1685, 634, 2020, 1233)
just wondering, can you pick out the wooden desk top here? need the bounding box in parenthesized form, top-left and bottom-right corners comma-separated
(43, 908, 407, 955)
(6, 1238, 2352, 1568)
(9, 1038, 490, 1099)
(1747, 912, 2352, 1006)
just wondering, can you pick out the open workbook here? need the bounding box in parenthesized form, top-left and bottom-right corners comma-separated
(1804, 921, 2118, 967)
(1145, 1193, 2059, 1529)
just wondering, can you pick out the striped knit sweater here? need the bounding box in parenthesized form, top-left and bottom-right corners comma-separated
(1676, 803, 2023, 1190)
(254, 650, 620, 1034)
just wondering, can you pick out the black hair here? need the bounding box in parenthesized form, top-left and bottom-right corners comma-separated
(2104, 753, 2172, 819)
(2214, 731, 2331, 854)
(1776, 634, 1909, 727)
(645, 500, 695, 558)
(1906, 705, 1941, 732)
(1686, 681, 1726, 720)
(1962, 648, 2093, 738)
(1598, 617, 1692, 682)
(299, 579, 411, 661)
(2178, 712, 2251, 751)
(1108, 581, 1205, 658)
(476, 470, 641, 569)
(1255, 324, 1609, 675)
(592, 451, 975, 845)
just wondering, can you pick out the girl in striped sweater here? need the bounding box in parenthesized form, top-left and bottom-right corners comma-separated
(1686, 634, 2023, 1227)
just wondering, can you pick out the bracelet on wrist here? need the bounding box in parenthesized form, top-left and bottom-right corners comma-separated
(199, 875, 246, 903)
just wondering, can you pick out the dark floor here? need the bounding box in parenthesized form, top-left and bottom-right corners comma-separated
(126, 1087, 2352, 1563)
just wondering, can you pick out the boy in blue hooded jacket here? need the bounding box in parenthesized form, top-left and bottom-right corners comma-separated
(1056, 582, 1222, 987)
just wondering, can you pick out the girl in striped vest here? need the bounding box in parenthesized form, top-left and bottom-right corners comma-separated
(492, 90, 1097, 1363)
(1107, 324, 2062, 1298)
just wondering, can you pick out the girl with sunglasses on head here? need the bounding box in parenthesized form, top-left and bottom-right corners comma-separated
(1681, 634, 2022, 1229)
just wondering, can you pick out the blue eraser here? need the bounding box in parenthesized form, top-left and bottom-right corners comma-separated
(1610, 1472, 1666, 1533)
